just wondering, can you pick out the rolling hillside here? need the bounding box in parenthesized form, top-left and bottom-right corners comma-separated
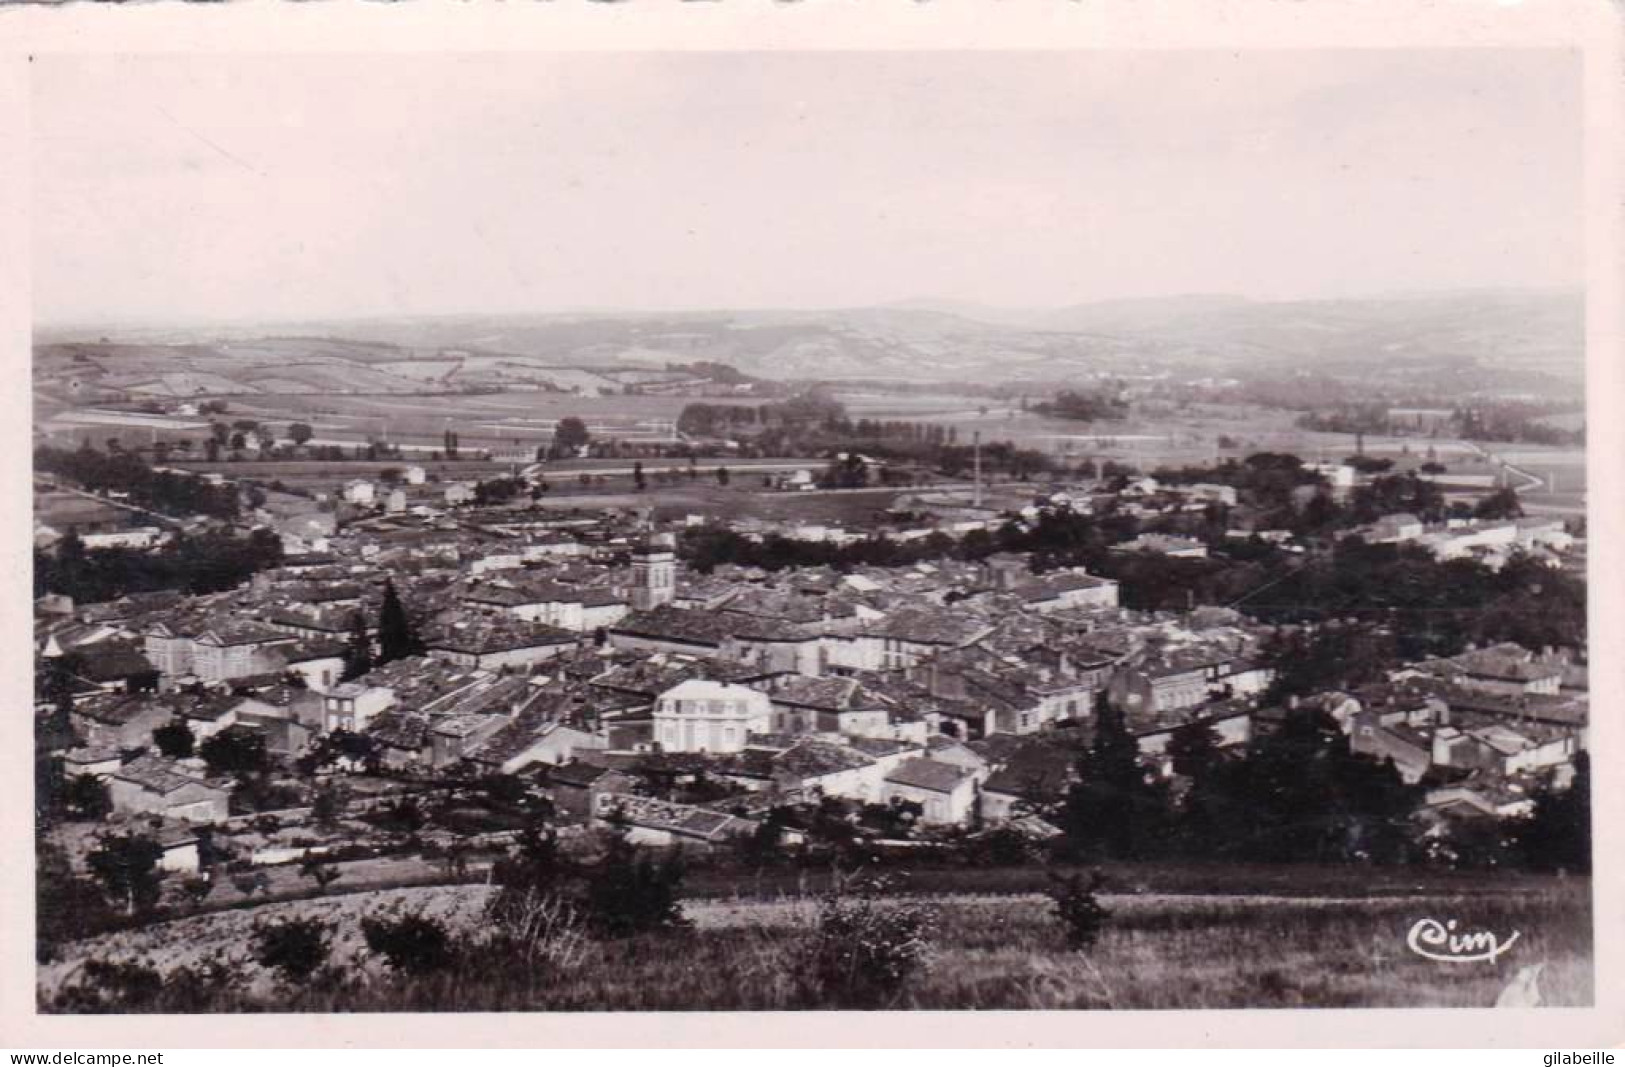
(35, 288, 1584, 396)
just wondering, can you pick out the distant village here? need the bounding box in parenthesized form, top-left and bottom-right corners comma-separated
(25, 42, 1601, 1020)
(33, 432, 1590, 916)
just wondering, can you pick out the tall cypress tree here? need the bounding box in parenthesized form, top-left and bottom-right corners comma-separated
(1516, 752, 1591, 874)
(341, 610, 374, 682)
(1061, 693, 1166, 860)
(376, 578, 422, 664)
(38, 659, 80, 754)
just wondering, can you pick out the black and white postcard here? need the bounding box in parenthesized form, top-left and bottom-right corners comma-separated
(1, 0, 1620, 1049)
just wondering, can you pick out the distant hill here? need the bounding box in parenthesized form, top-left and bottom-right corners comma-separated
(1034, 293, 1255, 333)
(36, 288, 1583, 394)
(1080, 290, 1584, 377)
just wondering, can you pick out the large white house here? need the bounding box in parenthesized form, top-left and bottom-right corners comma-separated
(343, 480, 377, 506)
(81, 526, 166, 551)
(653, 678, 772, 754)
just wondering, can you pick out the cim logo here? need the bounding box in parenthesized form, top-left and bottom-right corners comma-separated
(1406, 917, 1521, 963)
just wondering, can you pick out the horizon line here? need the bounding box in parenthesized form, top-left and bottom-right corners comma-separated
(32, 282, 1584, 337)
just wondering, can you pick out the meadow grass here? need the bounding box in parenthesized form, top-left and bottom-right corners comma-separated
(42, 879, 1591, 1012)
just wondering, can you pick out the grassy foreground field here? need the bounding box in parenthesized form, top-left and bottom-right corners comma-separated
(40, 875, 1591, 1012)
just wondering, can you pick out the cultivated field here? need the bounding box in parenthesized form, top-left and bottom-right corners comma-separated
(224, 392, 755, 451)
(36, 390, 758, 457)
(38, 872, 1591, 1012)
(1482, 448, 1588, 511)
(838, 393, 1344, 468)
(526, 483, 919, 527)
(839, 390, 1588, 512)
(34, 490, 130, 529)
(149, 458, 862, 516)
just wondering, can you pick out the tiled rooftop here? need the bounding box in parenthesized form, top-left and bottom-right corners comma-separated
(885, 757, 975, 793)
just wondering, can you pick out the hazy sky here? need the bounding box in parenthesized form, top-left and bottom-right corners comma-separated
(31, 50, 1582, 326)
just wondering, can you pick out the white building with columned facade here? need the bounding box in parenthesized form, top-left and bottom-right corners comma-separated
(653, 678, 772, 754)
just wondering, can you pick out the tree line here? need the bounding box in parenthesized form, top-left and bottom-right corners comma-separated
(1295, 402, 1584, 447)
(1030, 388, 1130, 423)
(1055, 699, 1590, 873)
(35, 527, 285, 603)
(678, 499, 1584, 661)
(36, 444, 240, 520)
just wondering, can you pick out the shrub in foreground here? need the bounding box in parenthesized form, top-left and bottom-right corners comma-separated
(801, 874, 934, 1009)
(251, 916, 331, 985)
(581, 834, 690, 938)
(47, 953, 251, 1014)
(1047, 868, 1111, 950)
(481, 887, 589, 972)
(361, 909, 456, 976)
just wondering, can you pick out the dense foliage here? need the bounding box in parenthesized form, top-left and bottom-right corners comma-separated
(362, 910, 457, 974)
(1514, 753, 1592, 875)
(1047, 869, 1111, 950)
(1297, 402, 1584, 446)
(36, 527, 284, 602)
(483, 820, 690, 940)
(680, 503, 1583, 663)
(802, 875, 935, 1008)
(1059, 705, 1422, 865)
(36, 444, 241, 520)
(675, 392, 1055, 479)
(1031, 388, 1130, 423)
(199, 729, 271, 780)
(85, 834, 167, 917)
(252, 916, 333, 984)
